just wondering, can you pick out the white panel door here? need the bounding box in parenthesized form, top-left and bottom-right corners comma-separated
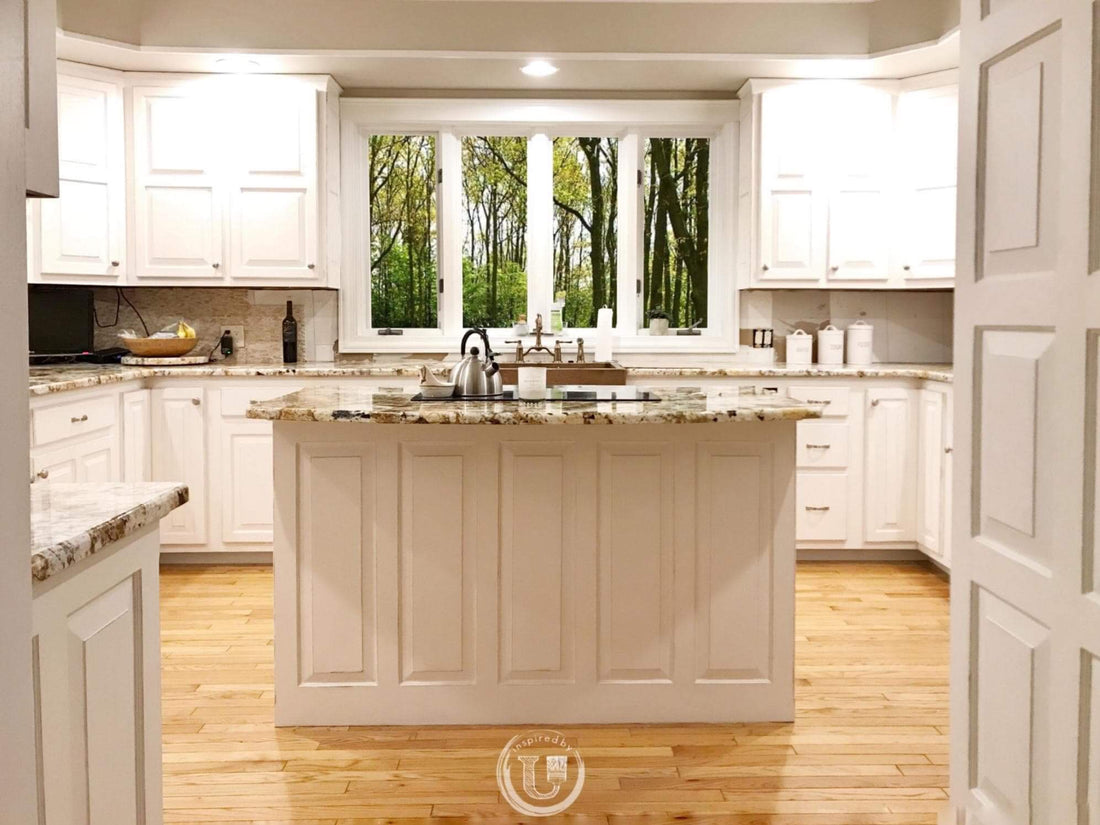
(151, 387, 207, 544)
(826, 85, 894, 282)
(31, 448, 78, 484)
(220, 419, 276, 544)
(75, 435, 117, 483)
(132, 85, 225, 280)
(228, 80, 320, 281)
(896, 84, 959, 282)
(951, 1, 1100, 823)
(33, 73, 125, 282)
(756, 85, 827, 283)
(864, 386, 917, 542)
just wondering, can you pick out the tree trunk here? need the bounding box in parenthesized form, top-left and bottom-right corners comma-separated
(652, 137, 705, 325)
(579, 138, 605, 326)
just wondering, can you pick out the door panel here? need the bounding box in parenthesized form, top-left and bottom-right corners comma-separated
(151, 387, 207, 544)
(864, 387, 916, 542)
(953, 2, 1100, 823)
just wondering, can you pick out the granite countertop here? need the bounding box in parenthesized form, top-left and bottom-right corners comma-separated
(28, 360, 953, 395)
(31, 482, 189, 582)
(246, 385, 826, 425)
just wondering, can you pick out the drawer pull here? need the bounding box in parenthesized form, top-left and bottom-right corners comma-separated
(36, 469, 49, 480)
(191, 397, 202, 406)
(871, 399, 881, 406)
(945, 446, 953, 454)
(805, 505, 831, 512)
(805, 443, 831, 450)
(806, 399, 830, 405)
(70, 414, 88, 423)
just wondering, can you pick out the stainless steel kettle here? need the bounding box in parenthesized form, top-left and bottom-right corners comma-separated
(450, 328, 503, 398)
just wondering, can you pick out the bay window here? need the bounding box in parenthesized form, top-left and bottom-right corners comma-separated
(340, 99, 737, 352)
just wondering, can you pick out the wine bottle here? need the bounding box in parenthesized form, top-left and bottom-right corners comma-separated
(282, 300, 298, 363)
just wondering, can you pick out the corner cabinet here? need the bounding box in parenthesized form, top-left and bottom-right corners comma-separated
(738, 74, 958, 289)
(27, 66, 342, 287)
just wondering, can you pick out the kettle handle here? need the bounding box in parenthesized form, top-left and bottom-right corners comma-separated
(460, 328, 481, 357)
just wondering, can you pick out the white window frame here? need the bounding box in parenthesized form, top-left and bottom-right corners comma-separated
(340, 98, 740, 353)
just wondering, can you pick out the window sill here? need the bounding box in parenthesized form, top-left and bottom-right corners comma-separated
(339, 331, 738, 355)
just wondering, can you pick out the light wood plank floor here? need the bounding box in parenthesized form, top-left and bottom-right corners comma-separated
(160, 561, 950, 824)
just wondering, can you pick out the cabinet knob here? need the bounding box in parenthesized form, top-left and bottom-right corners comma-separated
(761, 264, 770, 272)
(945, 446, 953, 454)
(830, 265, 840, 272)
(903, 264, 912, 271)
(307, 263, 316, 270)
(36, 469, 49, 480)
(110, 260, 120, 267)
(70, 414, 88, 423)
(212, 262, 220, 269)
(871, 398, 881, 406)
(191, 397, 201, 406)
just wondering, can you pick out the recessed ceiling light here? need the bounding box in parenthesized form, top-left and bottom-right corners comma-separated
(215, 56, 261, 73)
(521, 60, 558, 78)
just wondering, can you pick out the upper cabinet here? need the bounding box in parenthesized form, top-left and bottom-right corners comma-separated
(28, 67, 341, 288)
(739, 74, 958, 290)
(28, 67, 126, 284)
(24, 0, 59, 198)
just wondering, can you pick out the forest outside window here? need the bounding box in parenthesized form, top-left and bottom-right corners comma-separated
(342, 99, 737, 351)
(368, 134, 438, 330)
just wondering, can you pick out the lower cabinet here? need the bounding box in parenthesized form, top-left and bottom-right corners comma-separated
(917, 383, 953, 567)
(863, 386, 918, 543)
(151, 387, 208, 545)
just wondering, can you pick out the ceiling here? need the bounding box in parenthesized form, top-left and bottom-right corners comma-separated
(57, 0, 960, 94)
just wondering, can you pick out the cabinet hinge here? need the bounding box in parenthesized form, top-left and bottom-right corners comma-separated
(637, 169, 643, 187)
(439, 278, 444, 293)
(437, 168, 443, 185)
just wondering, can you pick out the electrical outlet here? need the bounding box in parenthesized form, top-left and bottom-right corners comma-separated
(224, 325, 245, 354)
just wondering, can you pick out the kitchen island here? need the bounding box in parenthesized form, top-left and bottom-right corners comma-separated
(249, 386, 822, 725)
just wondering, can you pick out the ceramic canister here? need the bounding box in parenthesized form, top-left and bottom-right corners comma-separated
(786, 329, 813, 365)
(816, 324, 845, 365)
(845, 320, 874, 366)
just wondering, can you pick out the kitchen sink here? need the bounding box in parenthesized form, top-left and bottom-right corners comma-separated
(496, 360, 628, 386)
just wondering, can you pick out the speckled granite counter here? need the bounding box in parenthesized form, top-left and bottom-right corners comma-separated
(31, 482, 188, 582)
(29, 360, 953, 396)
(247, 385, 825, 425)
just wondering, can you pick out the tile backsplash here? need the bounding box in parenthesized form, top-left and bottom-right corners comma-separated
(85, 287, 339, 362)
(739, 290, 953, 364)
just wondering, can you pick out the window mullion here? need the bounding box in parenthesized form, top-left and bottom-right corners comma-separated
(526, 133, 554, 330)
(617, 133, 641, 332)
(438, 130, 463, 337)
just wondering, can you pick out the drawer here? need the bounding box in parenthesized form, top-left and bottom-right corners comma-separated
(797, 473, 848, 541)
(789, 385, 849, 418)
(32, 394, 117, 447)
(220, 385, 303, 418)
(796, 422, 849, 469)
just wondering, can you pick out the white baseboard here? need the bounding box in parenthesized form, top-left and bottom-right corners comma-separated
(160, 551, 273, 565)
(797, 547, 929, 562)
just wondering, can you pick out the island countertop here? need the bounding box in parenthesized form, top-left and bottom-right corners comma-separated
(31, 482, 189, 582)
(246, 385, 825, 424)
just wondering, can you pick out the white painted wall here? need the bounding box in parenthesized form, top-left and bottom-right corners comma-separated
(0, 0, 39, 820)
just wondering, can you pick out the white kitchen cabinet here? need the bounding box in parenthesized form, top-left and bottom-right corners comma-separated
(917, 384, 952, 567)
(738, 75, 958, 289)
(132, 82, 225, 281)
(121, 389, 152, 482)
(24, 0, 58, 198)
(151, 387, 208, 545)
(864, 386, 917, 543)
(228, 80, 319, 281)
(32, 435, 118, 484)
(130, 74, 335, 287)
(29, 68, 126, 284)
(895, 83, 958, 284)
(756, 85, 827, 282)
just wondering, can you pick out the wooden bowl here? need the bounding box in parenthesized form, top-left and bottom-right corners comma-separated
(121, 336, 199, 357)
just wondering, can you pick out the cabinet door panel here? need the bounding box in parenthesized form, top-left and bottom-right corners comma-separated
(864, 388, 917, 542)
(34, 75, 124, 281)
(827, 189, 891, 281)
(32, 450, 78, 484)
(132, 87, 224, 280)
(152, 388, 207, 544)
(121, 390, 151, 483)
(917, 389, 946, 556)
(229, 83, 319, 280)
(77, 436, 117, 483)
(220, 419, 275, 544)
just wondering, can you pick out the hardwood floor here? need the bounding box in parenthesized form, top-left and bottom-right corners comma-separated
(160, 561, 950, 824)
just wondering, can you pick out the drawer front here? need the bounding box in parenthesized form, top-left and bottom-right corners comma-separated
(797, 422, 850, 469)
(797, 473, 848, 541)
(32, 394, 117, 447)
(220, 384, 304, 418)
(788, 385, 850, 418)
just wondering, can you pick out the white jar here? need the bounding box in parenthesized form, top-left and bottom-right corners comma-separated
(816, 324, 845, 365)
(845, 320, 874, 366)
(785, 329, 813, 365)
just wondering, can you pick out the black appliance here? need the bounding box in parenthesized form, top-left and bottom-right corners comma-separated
(28, 287, 95, 358)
